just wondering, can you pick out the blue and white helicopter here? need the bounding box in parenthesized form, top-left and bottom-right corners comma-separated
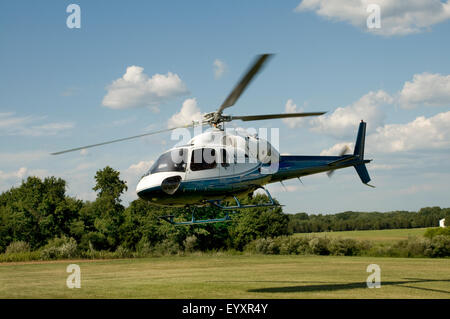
(53, 54, 373, 225)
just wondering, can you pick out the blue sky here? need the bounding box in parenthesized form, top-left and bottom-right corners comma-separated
(1, 0, 449, 214)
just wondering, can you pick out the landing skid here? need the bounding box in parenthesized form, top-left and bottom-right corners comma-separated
(158, 186, 281, 226)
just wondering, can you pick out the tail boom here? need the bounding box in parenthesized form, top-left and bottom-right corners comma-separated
(269, 121, 373, 187)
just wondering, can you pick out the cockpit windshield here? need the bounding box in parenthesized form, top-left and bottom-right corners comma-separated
(147, 148, 188, 175)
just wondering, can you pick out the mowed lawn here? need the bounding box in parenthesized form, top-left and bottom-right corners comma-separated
(293, 228, 428, 243)
(1, 255, 449, 299)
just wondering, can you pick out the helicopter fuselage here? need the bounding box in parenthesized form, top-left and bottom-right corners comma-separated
(136, 128, 275, 206)
(136, 123, 372, 207)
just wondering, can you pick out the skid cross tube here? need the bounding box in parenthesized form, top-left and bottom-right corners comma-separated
(208, 186, 280, 210)
(158, 187, 280, 226)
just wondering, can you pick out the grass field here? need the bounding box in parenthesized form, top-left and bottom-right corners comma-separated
(293, 228, 428, 243)
(1, 254, 449, 299)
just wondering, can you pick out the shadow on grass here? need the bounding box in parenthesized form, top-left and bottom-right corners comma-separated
(247, 278, 450, 294)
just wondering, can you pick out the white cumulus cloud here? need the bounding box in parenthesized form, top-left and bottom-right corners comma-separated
(398, 73, 450, 109)
(321, 111, 450, 155)
(126, 160, 154, 176)
(282, 99, 307, 129)
(102, 66, 189, 111)
(0, 167, 50, 192)
(368, 111, 450, 153)
(122, 160, 155, 202)
(213, 59, 227, 79)
(310, 90, 391, 137)
(295, 0, 450, 36)
(320, 142, 354, 156)
(0, 167, 28, 180)
(168, 98, 203, 128)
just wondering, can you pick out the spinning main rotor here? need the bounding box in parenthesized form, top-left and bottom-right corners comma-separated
(52, 54, 325, 155)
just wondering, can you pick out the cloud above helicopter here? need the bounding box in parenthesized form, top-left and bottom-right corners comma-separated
(213, 59, 227, 79)
(367, 111, 450, 153)
(398, 72, 450, 109)
(102, 65, 189, 111)
(282, 99, 308, 129)
(167, 98, 203, 128)
(321, 110, 450, 156)
(310, 90, 391, 137)
(295, 0, 450, 36)
(283, 90, 390, 137)
(285, 71, 450, 138)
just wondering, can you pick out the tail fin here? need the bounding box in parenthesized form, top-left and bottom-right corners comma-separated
(354, 120, 366, 159)
(353, 121, 374, 187)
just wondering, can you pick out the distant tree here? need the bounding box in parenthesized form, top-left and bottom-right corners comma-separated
(287, 207, 450, 234)
(119, 199, 163, 249)
(79, 167, 128, 250)
(93, 166, 128, 203)
(0, 176, 82, 251)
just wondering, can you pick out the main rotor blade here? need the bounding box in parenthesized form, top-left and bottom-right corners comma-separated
(231, 112, 326, 122)
(50, 122, 202, 155)
(217, 54, 273, 114)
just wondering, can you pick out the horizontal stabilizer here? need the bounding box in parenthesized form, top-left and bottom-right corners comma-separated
(328, 155, 357, 167)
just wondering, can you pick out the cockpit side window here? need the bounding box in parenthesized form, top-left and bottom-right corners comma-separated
(190, 148, 217, 171)
(148, 148, 188, 174)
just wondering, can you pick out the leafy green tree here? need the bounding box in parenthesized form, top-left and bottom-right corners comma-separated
(93, 166, 128, 203)
(119, 199, 163, 249)
(78, 167, 128, 250)
(228, 194, 290, 250)
(0, 176, 82, 251)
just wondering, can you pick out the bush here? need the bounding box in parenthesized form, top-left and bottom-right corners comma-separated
(405, 237, 429, 257)
(427, 235, 450, 258)
(183, 235, 198, 253)
(115, 245, 132, 258)
(152, 239, 181, 256)
(328, 238, 360, 256)
(277, 236, 301, 255)
(40, 236, 78, 260)
(308, 237, 330, 255)
(0, 251, 41, 262)
(5, 241, 30, 254)
(424, 227, 450, 239)
(135, 238, 153, 257)
(245, 238, 277, 254)
(246, 236, 367, 256)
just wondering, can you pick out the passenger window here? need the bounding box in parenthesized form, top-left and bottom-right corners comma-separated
(220, 149, 230, 168)
(234, 149, 250, 164)
(190, 148, 217, 171)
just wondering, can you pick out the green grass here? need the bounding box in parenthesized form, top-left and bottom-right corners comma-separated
(293, 228, 428, 243)
(1, 254, 449, 298)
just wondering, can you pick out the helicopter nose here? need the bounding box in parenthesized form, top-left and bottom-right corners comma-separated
(136, 175, 159, 197)
(136, 173, 183, 200)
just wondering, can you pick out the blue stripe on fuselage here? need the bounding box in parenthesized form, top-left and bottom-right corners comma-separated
(181, 165, 266, 192)
(270, 155, 352, 182)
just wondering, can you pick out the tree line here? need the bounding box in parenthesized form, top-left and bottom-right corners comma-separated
(0, 166, 448, 256)
(0, 166, 289, 254)
(287, 207, 449, 234)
